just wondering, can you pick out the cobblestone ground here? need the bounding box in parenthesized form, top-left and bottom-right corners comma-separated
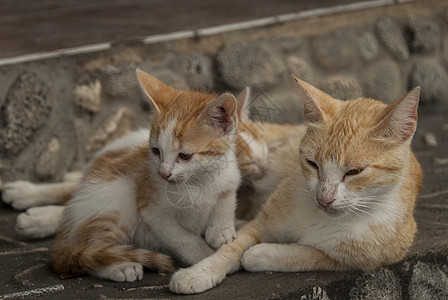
(0, 104, 447, 300)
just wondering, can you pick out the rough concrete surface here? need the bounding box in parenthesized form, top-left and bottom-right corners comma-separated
(0, 0, 448, 299)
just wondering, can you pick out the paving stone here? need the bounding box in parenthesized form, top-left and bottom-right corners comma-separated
(366, 59, 402, 103)
(410, 59, 448, 103)
(423, 132, 438, 147)
(358, 32, 378, 61)
(286, 56, 314, 84)
(322, 75, 362, 100)
(407, 20, 440, 52)
(349, 268, 401, 300)
(0, 72, 52, 155)
(85, 107, 131, 152)
(73, 80, 102, 112)
(311, 29, 357, 70)
(299, 286, 330, 300)
(376, 17, 409, 61)
(217, 42, 286, 90)
(409, 262, 448, 300)
(35, 138, 61, 179)
(170, 52, 215, 90)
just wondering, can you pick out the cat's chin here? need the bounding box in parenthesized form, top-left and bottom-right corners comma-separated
(317, 206, 345, 218)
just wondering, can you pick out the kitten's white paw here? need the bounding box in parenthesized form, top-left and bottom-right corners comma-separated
(241, 244, 274, 272)
(2, 181, 39, 210)
(93, 262, 143, 282)
(205, 226, 236, 249)
(169, 267, 217, 294)
(16, 205, 64, 239)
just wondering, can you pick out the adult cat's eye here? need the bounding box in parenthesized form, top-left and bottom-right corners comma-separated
(178, 153, 193, 161)
(306, 159, 319, 170)
(345, 168, 364, 176)
(151, 147, 160, 155)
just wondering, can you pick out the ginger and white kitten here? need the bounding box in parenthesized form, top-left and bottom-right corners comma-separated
(2, 87, 296, 237)
(169, 76, 423, 294)
(47, 70, 241, 281)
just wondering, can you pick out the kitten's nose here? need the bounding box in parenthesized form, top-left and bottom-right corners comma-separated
(159, 171, 172, 180)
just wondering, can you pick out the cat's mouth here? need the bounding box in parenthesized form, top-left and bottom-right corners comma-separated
(317, 205, 343, 217)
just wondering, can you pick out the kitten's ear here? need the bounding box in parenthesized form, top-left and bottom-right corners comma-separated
(291, 75, 329, 123)
(236, 87, 251, 123)
(371, 86, 421, 142)
(136, 69, 171, 113)
(199, 93, 237, 136)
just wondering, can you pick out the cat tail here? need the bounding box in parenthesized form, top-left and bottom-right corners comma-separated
(170, 220, 263, 294)
(50, 241, 175, 279)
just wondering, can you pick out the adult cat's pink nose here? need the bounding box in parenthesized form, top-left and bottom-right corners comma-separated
(159, 171, 172, 180)
(317, 196, 335, 208)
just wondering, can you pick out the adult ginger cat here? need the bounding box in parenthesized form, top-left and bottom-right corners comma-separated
(170, 76, 423, 294)
(48, 70, 242, 281)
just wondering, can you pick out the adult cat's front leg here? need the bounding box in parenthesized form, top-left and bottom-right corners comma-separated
(241, 243, 349, 272)
(205, 190, 237, 249)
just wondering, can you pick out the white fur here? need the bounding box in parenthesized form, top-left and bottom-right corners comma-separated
(93, 262, 143, 282)
(16, 205, 65, 238)
(65, 176, 138, 235)
(2, 181, 78, 210)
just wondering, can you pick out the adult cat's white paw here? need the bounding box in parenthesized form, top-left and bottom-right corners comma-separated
(169, 267, 218, 294)
(2, 181, 39, 210)
(93, 262, 143, 282)
(205, 226, 236, 249)
(241, 244, 275, 272)
(16, 205, 64, 239)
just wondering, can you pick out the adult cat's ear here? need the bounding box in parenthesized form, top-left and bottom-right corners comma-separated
(291, 75, 330, 124)
(236, 87, 251, 123)
(136, 69, 171, 113)
(199, 93, 237, 136)
(371, 86, 421, 143)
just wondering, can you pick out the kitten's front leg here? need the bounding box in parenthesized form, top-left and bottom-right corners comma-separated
(205, 190, 237, 249)
(149, 220, 214, 265)
(241, 243, 349, 272)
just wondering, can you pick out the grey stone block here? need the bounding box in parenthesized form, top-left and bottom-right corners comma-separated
(73, 80, 102, 113)
(101, 65, 138, 98)
(265, 36, 305, 53)
(407, 20, 440, 52)
(311, 29, 356, 70)
(35, 138, 61, 179)
(358, 32, 378, 62)
(286, 56, 314, 84)
(409, 261, 448, 300)
(217, 42, 286, 90)
(322, 75, 362, 100)
(349, 268, 401, 300)
(410, 59, 448, 103)
(170, 52, 215, 90)
(376, 17, 409, 61)
(85, 107, 131, 152)
(0, 72, 52, 155)
(366, 60, 402, 103)
(151, 69, 188, 90)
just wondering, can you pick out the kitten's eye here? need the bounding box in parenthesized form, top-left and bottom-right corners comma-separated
(178, 153, 193, 161)
(151, 147, 160, 156)
(345, 168, 364, 177)
(306, 159, 319, 170)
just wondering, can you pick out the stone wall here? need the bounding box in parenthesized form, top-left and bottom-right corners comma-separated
(0, 2, 447, 187)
